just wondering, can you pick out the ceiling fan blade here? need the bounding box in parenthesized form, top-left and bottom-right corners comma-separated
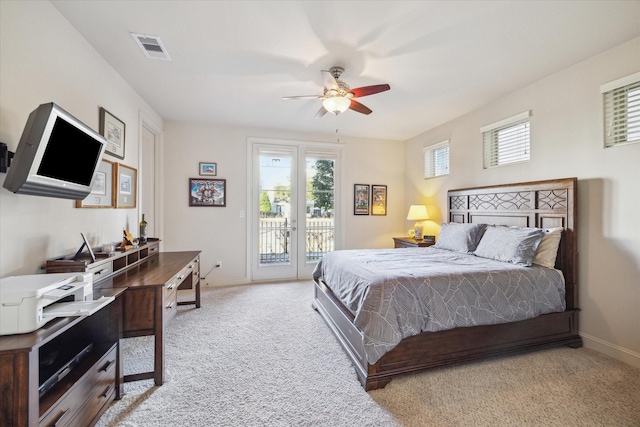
(315, 106, 329, 119)
(349, 84, 390, 98)
(283, 95, 322, 100)
(349, 100, 373, 115)
(321, 70, 339, 91)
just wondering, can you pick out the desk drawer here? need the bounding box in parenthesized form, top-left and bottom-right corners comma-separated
(163, 288, 178, 324)
(39, 345, 117, 427)
(88, 263, 113, 282)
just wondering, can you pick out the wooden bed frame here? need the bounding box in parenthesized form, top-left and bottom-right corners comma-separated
(312, 177, 582, 391)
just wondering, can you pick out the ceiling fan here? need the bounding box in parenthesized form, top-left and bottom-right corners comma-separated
(283, 67, 390, 118)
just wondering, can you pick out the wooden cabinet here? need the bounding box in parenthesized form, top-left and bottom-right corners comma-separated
(0, 289, 123, 427)
(393, 237, 435, 248)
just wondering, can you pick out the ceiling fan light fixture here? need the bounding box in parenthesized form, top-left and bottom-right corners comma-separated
(323, 96, 351, 115)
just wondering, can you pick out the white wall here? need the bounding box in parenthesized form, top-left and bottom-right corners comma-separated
(0, 1, 162, 277)
(162, 121, 405, 286)
(405, 37, 640, 368)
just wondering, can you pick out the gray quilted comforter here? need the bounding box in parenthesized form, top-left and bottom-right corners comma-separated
(312, 247, 565, 364)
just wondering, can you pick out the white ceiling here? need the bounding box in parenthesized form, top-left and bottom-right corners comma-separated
(51, 0, 640, 141)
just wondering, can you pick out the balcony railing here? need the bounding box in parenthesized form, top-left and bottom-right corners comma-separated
(259, 218, 334, 265)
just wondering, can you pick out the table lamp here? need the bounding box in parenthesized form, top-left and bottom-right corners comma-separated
(407, 205, 429, 239)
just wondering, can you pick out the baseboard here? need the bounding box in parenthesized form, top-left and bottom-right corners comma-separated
(581, 332, 640, 369)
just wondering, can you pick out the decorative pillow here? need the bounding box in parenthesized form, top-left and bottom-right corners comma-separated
(433, 223, 487, 254)
(474, 226, 544, 266)
(532, 227, 563, 269)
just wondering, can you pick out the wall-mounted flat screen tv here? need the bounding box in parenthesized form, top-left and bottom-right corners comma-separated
(3, 102, 107, 200)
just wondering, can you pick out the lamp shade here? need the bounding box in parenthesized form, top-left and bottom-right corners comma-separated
(406, 205, 429, 221)
(323, 96, 351, 115)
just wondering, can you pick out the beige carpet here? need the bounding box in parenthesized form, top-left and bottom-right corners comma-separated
(96, 281, 640, 427)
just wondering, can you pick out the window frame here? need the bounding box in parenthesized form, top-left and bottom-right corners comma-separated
(481, 111, 531, 169)
(423, 139, 450, 179)
(601, 72, 640, 148)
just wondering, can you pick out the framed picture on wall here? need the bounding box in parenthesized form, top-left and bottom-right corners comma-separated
(354, 184, 370, 215)
(189, 178, 226, 207)
(199, 162, 217, 176)
(76, 159, 115, 208)
(99, 107, 126, 160)
(371, 184, 387, 216)
(114, 163, 137, 208)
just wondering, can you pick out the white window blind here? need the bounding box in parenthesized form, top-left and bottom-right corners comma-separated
(481, 111, 531, 168)
(601, 72, 640, 148)
(424, 140, 449, 178)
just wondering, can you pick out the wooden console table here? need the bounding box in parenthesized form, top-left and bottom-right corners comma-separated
(95, 251, 201, 385)
(44, 243, 201, 387)
(0, 288, 124, 427)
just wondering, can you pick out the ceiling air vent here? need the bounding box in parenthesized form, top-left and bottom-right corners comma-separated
(131, 33, 171, 61)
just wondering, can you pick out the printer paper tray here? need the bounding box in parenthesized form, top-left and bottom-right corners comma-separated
(43, 296, 114, 319)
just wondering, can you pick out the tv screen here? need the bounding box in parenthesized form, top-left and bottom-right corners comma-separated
(2, 103, 107, 199)
(37, 117, 103, 186)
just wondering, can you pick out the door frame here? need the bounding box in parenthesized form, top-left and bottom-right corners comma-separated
(138, 111, 164, 246)
(246, 137, 343, 282)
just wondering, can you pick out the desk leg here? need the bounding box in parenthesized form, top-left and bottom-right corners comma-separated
(195, 280, 201, 308)
(154, 286, 165, 386)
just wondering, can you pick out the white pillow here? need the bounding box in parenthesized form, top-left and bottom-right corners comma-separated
(532, 227, 563, 269)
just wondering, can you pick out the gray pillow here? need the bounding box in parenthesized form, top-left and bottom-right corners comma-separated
(433, 223, 487, 254)
(474, 226, 544, 266)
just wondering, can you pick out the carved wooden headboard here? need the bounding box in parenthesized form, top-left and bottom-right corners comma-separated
(447, 177, 578, 310)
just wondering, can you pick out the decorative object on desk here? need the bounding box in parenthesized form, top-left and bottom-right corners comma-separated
(354, 184, 370, 215)
(199, 162, 217, 176)
(139, 213, 148, 243)
(73, 232, 96, 262)
(76, 159, 115, 208)
(408, 229, 416, 238)
(189, 178, 226, 207)
(407, 204, 429, 240)
(423, 235, 436, 243)
(120, 228, 134, 251)
(114, 163, 137, 208)
(99, 107, 125, 160)
(371, 184, 387, 216)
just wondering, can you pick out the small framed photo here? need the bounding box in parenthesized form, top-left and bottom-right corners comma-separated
(76, 159, 115, 208)
(115, 163, 137, 208)
(354, 184, 370, 215)
(199, 162, 217, 176)
(371, 184, 387, 216)
(189, 178, 226, 207)
(99, 107, 126, 160)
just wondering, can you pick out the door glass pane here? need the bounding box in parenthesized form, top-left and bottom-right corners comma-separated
(259, 155, 292, 265)
(305, 157, 334, 262)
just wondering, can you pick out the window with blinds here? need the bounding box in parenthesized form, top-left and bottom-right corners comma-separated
(424, 140, 449, 178)
(481, 111, 531, 168)
(601, 72, 640, 148)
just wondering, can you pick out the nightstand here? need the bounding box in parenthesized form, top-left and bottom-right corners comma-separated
(393, 237, 435, 248)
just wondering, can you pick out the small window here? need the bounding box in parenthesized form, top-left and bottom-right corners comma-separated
(481, 111, 531, 168)
(601, 72, 640, 148)
(424, 140, 449, 178)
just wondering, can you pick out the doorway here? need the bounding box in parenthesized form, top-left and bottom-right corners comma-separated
(250, 140, 340, 281)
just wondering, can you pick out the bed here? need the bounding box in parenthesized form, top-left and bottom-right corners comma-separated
(312, 178, 582, 391)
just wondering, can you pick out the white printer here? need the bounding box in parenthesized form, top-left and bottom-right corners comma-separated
(0, 272, 113, 335)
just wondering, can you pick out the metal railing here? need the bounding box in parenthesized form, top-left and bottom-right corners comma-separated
(258, 218, 334, 265)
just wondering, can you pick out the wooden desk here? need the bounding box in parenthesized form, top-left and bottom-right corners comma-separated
(95, 251, 201, 386)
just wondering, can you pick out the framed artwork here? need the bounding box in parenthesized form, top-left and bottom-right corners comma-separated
(371, 184, 387, 216)
(199, 162, 217, 176)
(76, 159, 115, 208)
(114, 163, 137, 208)
(354, 184, 370, 215)
(189, 178, 226, 207)
(99, 107, 126, 160)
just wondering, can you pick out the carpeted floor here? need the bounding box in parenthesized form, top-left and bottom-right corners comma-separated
(96, 281, 640, 427)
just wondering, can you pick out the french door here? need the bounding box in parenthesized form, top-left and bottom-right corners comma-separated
(250, 140, 340, 281)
